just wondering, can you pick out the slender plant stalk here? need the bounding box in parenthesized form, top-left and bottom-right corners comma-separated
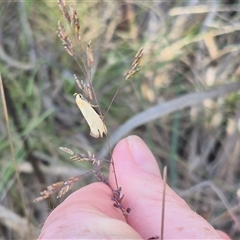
(161, 166, 167, 240)
(0, 74, 34, 237)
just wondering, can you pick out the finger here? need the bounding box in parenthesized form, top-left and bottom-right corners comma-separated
(38, 183, 142, 239)
(217, 230, 231, 240)
(109, 135, 226, 239)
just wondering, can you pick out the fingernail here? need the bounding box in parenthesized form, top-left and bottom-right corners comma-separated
(126, 135, 161, 177)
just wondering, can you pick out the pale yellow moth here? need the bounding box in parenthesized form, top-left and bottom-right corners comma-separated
(74, 93, 107, 138)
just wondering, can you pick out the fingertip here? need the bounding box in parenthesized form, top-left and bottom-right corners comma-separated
(216, 230, 231, 240)
(126, 135, 161, 177)
(111, 135, 161, 181)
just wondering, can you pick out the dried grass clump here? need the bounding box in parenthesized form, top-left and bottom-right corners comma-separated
(0, 1, 240, 239)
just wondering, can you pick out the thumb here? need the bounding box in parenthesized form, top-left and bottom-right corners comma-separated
(109, 135, 227, 239)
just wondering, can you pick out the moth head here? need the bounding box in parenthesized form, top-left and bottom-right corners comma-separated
(74, 93, 85, 100)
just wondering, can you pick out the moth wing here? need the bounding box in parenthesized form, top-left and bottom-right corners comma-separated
(75, 94, 107, 138)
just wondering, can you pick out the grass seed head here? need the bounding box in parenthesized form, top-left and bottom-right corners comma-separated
(72, 8, 81, 41)
(59, 146, 74, 155)
(57, 21, 74, 56)
(70, 154, 88, 162)
(86, 40, 94, 68)
(57, 176, 80, 198)
(125, 47, 144, 80)
(34, 182, 64, 202)
(74, 74, 93, 100)
(58, 0, 71, 24)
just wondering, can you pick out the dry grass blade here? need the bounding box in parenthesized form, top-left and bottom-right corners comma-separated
(161, 166, 167, 240)
(209, 182, 240, 232)
(0, 44, 35, 70)
(99, 82, 240, 158)
(148, 167, 168, 240)
(169, 5, 240, 16)
(0, 73, 34, 236)
(0, 205, 37, 238)
(180, 181, 240, 232)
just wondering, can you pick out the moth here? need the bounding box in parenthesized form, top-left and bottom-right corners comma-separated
(74, 93, 107, 138)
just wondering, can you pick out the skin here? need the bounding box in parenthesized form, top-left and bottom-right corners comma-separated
(38, 135, 230, 240)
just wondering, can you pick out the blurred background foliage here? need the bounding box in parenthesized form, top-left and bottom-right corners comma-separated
(1, 0, 240, 239)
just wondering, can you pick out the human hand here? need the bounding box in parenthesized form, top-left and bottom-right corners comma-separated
(38, 135, 230, 239)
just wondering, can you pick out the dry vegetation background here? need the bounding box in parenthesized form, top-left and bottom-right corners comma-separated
(1, 0, 240, 239)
